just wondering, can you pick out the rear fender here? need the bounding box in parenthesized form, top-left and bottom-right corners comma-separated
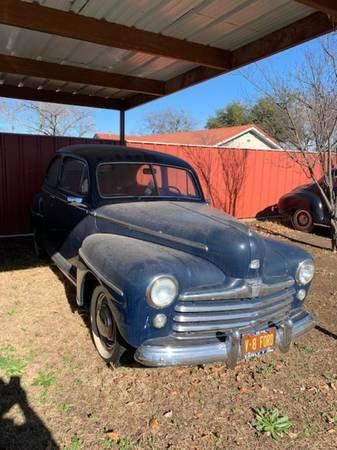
(278, 191, 325, 224)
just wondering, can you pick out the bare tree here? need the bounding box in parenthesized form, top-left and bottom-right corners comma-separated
(219, 149, 248, 216)
(141, 107, 196, 134)
(186, 147, 219, 206)
(244, 35, 337, 250)
(0, 99, 95, 137)
(22, 102, 94, 137)
(0, 100, 24, 132)
(186, 146, 248, 215)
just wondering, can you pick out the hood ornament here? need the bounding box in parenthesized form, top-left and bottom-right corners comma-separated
(249, 259, 260, 270)
(249, 282, 262, 298)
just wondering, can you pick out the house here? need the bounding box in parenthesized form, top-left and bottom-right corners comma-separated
(94, 125, 281, 150)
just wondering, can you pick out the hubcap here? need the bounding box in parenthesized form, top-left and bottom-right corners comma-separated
(297, 211, 310, 227)
(96, 293, 115, 349)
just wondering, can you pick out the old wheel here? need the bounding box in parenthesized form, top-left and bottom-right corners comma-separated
(291, 209, 314, 233)
(90, 285, 127, 366)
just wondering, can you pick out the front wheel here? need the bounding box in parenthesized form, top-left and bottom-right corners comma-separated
(90, 285, 128, 366)
(291, 209, 314, 233)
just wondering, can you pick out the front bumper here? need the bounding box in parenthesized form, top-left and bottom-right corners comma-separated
(134, 309, 316, 368)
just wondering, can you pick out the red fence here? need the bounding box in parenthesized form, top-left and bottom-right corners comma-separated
(0, 133, 315, 236)
(130, 141, 317, 218)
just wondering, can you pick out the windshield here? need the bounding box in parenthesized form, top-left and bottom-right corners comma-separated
(97, 163, 201, 199)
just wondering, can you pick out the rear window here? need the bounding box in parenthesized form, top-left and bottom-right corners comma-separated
(59, 157, 89, 195)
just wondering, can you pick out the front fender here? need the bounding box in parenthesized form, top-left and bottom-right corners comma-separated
(78, 233, 226, 347)
(278, 191, 325, 224)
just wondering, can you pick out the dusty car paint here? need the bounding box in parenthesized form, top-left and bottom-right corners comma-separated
(32, 144, 315, 367)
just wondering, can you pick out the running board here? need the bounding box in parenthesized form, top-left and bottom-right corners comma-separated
(51, 252, 76, 286)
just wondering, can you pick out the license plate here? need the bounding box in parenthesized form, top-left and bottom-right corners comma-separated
(242, 328, 276, 359)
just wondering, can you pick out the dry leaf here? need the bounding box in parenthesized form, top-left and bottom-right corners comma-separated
(163, 410, 173, 418)
(288, 432, 298, 439)
(149, 416, 159, 432)
(106, 430, 119, 441)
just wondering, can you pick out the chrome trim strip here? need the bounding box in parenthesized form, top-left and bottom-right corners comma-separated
(134, 310, 316, 367)
(179, 278, 294, 302)
(175, 289, 295, 313)
(174, 298, 292, 324)
(92, 211, 208, 251)
(79, 249, 124, 297)
(172, 306, 291, 332)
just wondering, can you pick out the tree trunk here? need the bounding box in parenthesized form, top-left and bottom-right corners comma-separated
(330, 218, 337, 252)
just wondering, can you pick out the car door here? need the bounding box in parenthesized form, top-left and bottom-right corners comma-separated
(34, 155, 62, 252)
(46, 156, 90, 255)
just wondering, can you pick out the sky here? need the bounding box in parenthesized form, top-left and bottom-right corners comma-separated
(0, 37, 323, 137)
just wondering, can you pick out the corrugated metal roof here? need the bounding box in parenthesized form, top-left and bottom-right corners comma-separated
(0, 0, 318, 105)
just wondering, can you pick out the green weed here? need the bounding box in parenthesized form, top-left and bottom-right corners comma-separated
(304, 425, 316, 437)
(64, 435, 83, 450)
(7, 300, 21, 316)
(256, 362, 275, 376)
(301, 345, 315, 355)
(59, 401, 72, 414)
(254, 407, 291, 440)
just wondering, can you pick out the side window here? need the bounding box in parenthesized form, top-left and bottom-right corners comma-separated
(59, 157, 89, 196)
(45, 157, 61, 187)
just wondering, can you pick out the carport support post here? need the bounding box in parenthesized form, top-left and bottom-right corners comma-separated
(119, 109, 125, 146)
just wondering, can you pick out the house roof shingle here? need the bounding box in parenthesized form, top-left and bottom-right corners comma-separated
(94, 125, 280, 148)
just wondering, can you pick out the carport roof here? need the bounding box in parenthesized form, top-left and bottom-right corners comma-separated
(0, 0, 335, 111)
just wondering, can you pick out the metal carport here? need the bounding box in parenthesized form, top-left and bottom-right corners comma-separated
(0, 0, 335, 144)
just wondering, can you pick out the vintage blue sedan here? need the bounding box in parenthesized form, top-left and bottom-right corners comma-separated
(32, 144, 315, 367)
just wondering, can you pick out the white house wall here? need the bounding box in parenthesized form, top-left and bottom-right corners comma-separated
(219, 132, 275, 150)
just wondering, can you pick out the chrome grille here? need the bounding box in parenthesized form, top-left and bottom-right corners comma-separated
(173, 279, 295, 336)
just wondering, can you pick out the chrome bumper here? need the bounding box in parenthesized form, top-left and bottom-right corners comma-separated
(134, 310, 316, 368)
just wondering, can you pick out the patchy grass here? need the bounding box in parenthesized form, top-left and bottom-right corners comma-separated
(301, 345, 315, 355)
(64, 435, 84, 450)
(7, 299, 21, 316)
(1, 229, 337, 448)
(255, 362, 275, 377)
(0, 345, 26, 377)
(32, 370, 56, 404)
(59, 401, 72, 414)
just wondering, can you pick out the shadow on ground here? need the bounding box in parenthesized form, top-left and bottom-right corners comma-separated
(0, 376, 58, 449)
(254, 207, 332, 251)
(0, 237, 49, 272)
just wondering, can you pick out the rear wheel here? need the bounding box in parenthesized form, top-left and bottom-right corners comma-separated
(90, 285, 128, 366)
(291, 209, 314, 233)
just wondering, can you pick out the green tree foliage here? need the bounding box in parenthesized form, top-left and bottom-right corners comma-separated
(250, 97, 288, 144)
(206, 102, 250, 129)
(205, 98, 288, 144)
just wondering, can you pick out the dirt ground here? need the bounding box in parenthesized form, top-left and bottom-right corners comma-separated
(0, 223, 337, 450)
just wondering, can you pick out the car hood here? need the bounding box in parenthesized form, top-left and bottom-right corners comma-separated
(95, 201, 288, 280)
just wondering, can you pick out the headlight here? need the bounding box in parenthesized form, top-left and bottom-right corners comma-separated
(146, 275, 178, 309)
(296, 259, 314, 285)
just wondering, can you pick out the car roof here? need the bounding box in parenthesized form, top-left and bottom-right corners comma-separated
(56, 144, 192, 169)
